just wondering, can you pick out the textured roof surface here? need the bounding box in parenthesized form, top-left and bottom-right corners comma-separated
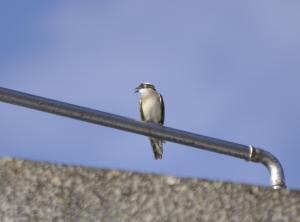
(0, 158, 299, 222)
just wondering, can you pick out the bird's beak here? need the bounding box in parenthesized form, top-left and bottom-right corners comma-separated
(134, 86, 140, 93)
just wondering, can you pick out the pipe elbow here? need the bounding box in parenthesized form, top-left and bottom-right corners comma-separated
(249, 145, 286, 189)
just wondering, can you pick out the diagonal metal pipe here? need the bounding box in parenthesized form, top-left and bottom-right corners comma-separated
(0, 87, 286, 189)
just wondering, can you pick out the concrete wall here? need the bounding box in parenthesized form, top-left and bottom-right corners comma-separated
(0, 158, 299, 222)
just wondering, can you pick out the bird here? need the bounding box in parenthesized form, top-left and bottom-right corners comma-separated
(135, 82, 165, 159)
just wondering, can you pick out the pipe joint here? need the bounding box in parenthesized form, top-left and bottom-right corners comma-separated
(249, 145, 286, 189)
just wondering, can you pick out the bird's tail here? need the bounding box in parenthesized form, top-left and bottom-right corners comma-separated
(150, 138, 163, 160)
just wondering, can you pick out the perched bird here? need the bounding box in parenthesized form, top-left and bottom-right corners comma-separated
(135, 83, 165, 159)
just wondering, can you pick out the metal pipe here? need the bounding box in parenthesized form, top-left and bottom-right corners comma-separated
(248, 145, 286, 189)
(0, 87, 286, 189)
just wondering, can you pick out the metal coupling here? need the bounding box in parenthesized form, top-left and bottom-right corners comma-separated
(249, 145, 286, 189)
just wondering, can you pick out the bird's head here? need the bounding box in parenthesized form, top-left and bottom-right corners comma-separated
(134, 82, 156, 93)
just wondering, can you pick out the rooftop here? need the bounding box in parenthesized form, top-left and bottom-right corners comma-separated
(0, 157, 299, 222)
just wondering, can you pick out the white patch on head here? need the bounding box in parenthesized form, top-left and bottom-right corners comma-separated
(139, 88, 154, 97)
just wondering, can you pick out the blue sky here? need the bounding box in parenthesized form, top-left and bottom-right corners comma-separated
(1, 1, 300, 189)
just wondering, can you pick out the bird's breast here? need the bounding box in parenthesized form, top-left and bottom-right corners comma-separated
(142, 97, 161, 123)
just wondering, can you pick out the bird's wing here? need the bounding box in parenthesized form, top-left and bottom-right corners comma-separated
(159, 94, 165, 125)
(139, 99, 145, 121)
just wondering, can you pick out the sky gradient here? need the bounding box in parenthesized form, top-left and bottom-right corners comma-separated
(1, 1, 300, 189)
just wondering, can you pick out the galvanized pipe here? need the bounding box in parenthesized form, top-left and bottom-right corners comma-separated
(0, 87, 286, 189)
